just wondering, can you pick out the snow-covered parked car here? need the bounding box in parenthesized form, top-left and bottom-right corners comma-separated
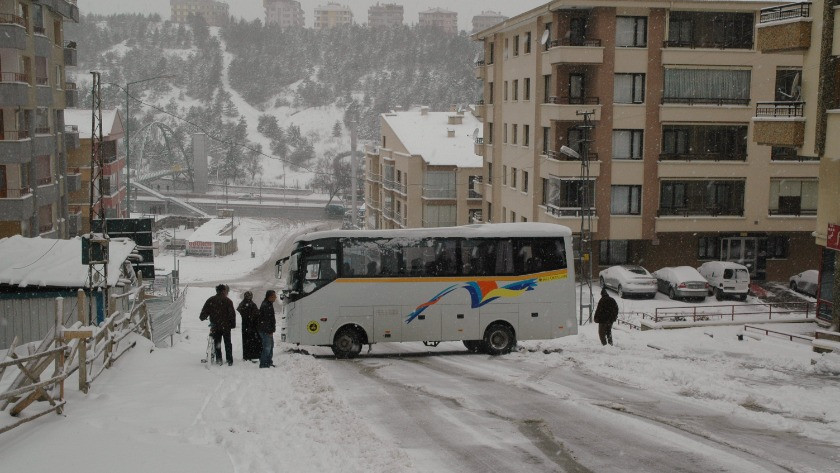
(697, 261, 750, 301)
(652, 266, 709, 301)
(789, 269, 819, 297)
(598, 265, 657, 299)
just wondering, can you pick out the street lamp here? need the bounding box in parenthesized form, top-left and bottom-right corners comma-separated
(559, 145, 581, 160)
(109, 74, 176, 215)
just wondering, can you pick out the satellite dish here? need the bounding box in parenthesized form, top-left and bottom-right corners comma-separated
(472, 127, 480, 140)
(473, 52, 480, 63)
(540, 29, 550, 45)
(791, 72, 801, 101)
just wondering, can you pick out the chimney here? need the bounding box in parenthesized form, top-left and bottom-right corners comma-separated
(447, 128, 456, 138)
(421, 106, 429, 115)
(448, 115, 463, 125)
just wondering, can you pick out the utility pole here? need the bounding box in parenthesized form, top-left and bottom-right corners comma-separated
(87, 72, 110, 324)
(350, 122, 358, 228)
(576, 110, 595, 326)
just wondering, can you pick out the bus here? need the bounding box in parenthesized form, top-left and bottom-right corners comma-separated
(275, 223, 577, 358)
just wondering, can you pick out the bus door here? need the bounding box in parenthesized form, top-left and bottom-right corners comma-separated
(514, 238, 562, 339)
(298, 242, 338, 345)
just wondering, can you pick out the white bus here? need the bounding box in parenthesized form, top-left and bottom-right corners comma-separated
(276, 223, 577, 358)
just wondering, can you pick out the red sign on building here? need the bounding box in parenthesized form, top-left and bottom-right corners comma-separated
(829, 223, 840, 251)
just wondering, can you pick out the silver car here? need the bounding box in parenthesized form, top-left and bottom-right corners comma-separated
(599, 265, 658, 299)
(653, 266, 709, 301)
(789, 270, 819, 297)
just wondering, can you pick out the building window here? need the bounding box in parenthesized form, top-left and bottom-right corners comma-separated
(503, 165, 507, 185)
(610, 185, 641, 215)
(766, 235, 789, 259)
(423, 171, 456, 199)
(513, 35, 519, 56)
(511, 168, 517, 188)
(525, 31, 532, 54)
(543, 75, 551, 103)
(524, 78, 531, 101)
(504, 81, 508, 101)
(614, 73, 645, 104)
(662, 125, 748, 161)
(38, 204, 52, 233)
(512, 124, 518, 144)
(769, 179, 818, 216)
(513, 79, 519, 101)
(35, 155, 51, 185)
(660, 180, 745, 216)
(487, 163, 493, 184)
(698, 236, 720, 260)
(502, 206, 506, 222)
(523, 170, 529, 194)
(469, 208, 483, 223)
(504, 123, 508, 143)
(663, 69, 750, 104)
(511, 210, 516, 222)
(487, 122, 493, 144)
(487, 202, 493, 222)
(523, 124, 530, 147)
(423, 204, 456, 227)
(612, 130, 643, 160)
(545, 177, 595, 208)
(616, 16, 647, 47)
(600, 240, 629, 265)
(542, 127, 550, 155)
(488, 82, 494, 104)
(489, 42, 495, 64)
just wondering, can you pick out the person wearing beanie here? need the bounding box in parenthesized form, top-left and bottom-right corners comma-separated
(593, 288, 619, 346)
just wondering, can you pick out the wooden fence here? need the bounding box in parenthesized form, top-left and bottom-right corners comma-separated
(0, 282, 152, 435)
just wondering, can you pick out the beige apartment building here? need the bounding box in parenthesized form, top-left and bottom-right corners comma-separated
(264, 0, 304, 29)
(419, 8, 458, 34)
(755, 1, 838, 321)
(368, 3, 403, 28)
(472, 0, 819, 281)
(170, 0, 229, 27)
(472, 11, 508, 34)
(0, 0, 80, 239)
(365, 107, 484, 230)
(314, 3, 353, 30)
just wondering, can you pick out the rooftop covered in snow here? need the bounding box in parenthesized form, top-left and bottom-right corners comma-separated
(381, 108, 483, 168)
(0, 235, 136, 289)
(188, 218, 235, 244)
(64, 109, 124, 140)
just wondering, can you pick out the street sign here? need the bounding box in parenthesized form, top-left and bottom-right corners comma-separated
(828, 223, 840, 251)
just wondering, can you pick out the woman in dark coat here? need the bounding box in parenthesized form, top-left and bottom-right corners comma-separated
(237, 291, 262, 361)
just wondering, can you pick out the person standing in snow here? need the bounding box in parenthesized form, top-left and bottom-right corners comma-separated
(199, 284, 237, 365)
(257, 290, 277, 368)
(593, 288, 619, 346)
(237, 291, 262, 362)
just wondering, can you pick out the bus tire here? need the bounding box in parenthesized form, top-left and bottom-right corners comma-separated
(332, 327, 363, 359)
(483, 323, 516, 356)
(463, 340, 485, 353)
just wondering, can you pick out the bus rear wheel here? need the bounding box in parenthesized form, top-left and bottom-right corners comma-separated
(483, 323, 516, 356)
(463, 340, 485, 353)
(332, 327, 363, 359)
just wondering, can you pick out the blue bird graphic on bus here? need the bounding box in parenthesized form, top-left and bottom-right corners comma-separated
(405, 278, 539, 324)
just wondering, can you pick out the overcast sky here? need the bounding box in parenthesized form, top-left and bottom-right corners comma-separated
(77, 0, 547, 30)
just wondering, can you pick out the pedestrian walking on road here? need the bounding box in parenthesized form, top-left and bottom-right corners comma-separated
(200, 284, 237, 365)
(258, 290, 277, 368)
(237, 291, 262, 362)
(593, 288, 619, 346)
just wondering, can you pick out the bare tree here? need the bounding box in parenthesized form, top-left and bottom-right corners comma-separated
(311, 155, 350, 205)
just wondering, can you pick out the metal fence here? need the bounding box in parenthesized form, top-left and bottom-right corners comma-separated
(147, 286, 187, 348)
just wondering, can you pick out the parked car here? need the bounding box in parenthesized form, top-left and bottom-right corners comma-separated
(324, 204, 346, 219)
(598, 265, 658, 299)
(652, 266, 709, 301)
(789, 269, 819, 297)
(697, 261, 750, 301)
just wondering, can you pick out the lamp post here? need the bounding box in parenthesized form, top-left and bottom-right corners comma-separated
(113, 74, 175, 215)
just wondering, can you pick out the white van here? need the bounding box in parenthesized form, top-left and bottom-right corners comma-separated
(697, 261, 750, 301)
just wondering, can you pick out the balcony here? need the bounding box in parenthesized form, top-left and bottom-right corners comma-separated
(545, 39, 603, 65)
(475, 60, 486, 80)
(473, 101, 485, 119)
(0, 72, 31, 107)
(67, 167, 82, 192)
(542, 206, 598, 233)
(63, 41, 77, 66)
(65, 82, 78, 107)
(662, 96, 750, 106)
(757, 3, 812, 53)
(422, 186, 456, 200)
(64, 124, 80, 150)
(544, 151, 601, 177)
(0, 14, 28, 50)
(542, 97, 602, 124)
(0, 130, 32, 163)
(35, 0, 80, 22)
(367, 171, 381, 182)
(0, 187, 34, 220)
(382, 178, 395, 191)
(769, 208, 816, 217)
(659, 153, 747, 162)
(658, 206, 744, 218)
(33, 132, 54, 156)
(753, 102, 805, 147)
(36, 78, 53, 107)
(474, 137, 484, 156)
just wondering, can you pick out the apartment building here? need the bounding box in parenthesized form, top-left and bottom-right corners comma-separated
(63, 109, 125, 236)
(472, 0, 818, 281)
(0, 0, 80, 239)
(368, 3, 403, 28)
(314, 3, 353, 30)
(365, 107, 484, 230)
(472, 11, 508, 34)
(419, 8, 458, 35)
(264, 0, 304, 29)
(170, 0, 229, 27)
(755, 1, 838, 321)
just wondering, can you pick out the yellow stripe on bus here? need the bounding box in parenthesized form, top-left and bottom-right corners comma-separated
(335, 268, 568, 284)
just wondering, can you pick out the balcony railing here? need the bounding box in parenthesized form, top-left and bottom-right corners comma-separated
(662, 97, 751, 106)
(383, 178, 396, 190)
(395, 182, 407, 195)
(367, 171, 381, 182)
(383, 207, 394, 219)
(0, 13, 27, 28)
(755, 101, 805, 118)
(760, 2, 811, 23)
(422, 187, 456, 199)
(550, 38, 602, 47)
(35, 76, 48, 86)
(546, 150, 599, 162)
(475, 59, 486, 66)
(39, 223, 53, 234)
(65, 124, 79, 133)
(36, 176, 52, 186)
(63, 40, 77, 49)
(771, 153, 819, 162)
(662, 39, 752, 49)
(35, 126, 50, 135)
(547, 96, 600, 105)
(475, 137, 485, 145)
(546, 206, 596, 218)
(0, 130, 31, 140)
(0, 72, 29, 83)
(659, 153, 747, 162)
(658, 206, 745, 217)
(769, 208, 817, 216)
(422, 219, 456, 228)
(468, 189, 483, 199)
(0, 187, 31, 199)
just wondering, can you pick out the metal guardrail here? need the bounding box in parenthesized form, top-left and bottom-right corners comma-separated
(756, 101, 805, 118)
(545, 206, 596, 218)
(657, 207, 745, 217)
(651, 302, 815, 323)
(760, 2, 811, 23)
(0, 72, 29, 83)
(0, 13, 26, 27)
(547, 96, 600, 105)
(550, 38, 602, 47)
(659, 153, 747, 162)
(743, 324, 813, 342)
(662, 97, 751, 106)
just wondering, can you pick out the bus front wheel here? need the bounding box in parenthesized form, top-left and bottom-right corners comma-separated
(463, 340, 485, 353)
(483, 323, 516, 356)
(332, 327, 363, 359)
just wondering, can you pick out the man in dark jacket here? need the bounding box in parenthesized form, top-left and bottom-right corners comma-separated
(257, 290, 277, 368)
(237, 291, 261, 362)
(200, 284, 237, 365)
(593, 288, 619, 346)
